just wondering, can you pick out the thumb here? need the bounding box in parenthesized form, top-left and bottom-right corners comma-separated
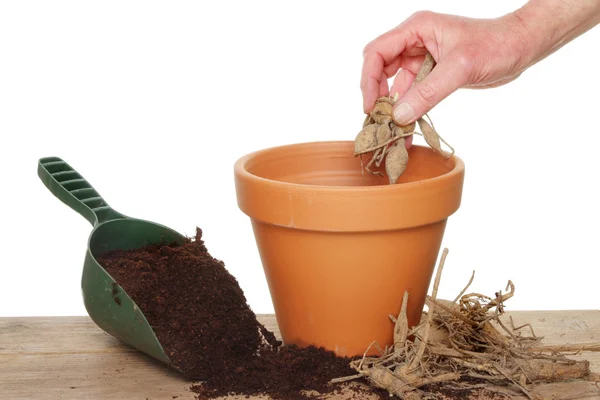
(392, 58, 469, 125)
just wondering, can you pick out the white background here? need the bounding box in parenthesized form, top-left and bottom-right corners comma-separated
(1, 1, 599, 317)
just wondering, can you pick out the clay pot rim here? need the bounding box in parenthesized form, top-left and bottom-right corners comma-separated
(234, 140, 464, 192)
(234, 140, 464, 233)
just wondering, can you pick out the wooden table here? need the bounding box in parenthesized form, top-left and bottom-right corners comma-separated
(2, 312, 600, 399)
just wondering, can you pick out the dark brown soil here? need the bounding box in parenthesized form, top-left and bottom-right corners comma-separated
(96, 227, 376, 399)
(190, 344, 369, 399)
(97, 228, 268, 381)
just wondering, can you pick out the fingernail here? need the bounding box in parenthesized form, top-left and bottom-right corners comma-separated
(393, 103, 415, 125)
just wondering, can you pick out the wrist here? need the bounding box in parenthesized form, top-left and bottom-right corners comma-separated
(508, 0, 600, 66)
(493, 11, 541, 74)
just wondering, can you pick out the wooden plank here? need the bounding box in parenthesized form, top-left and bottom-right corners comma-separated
(0, 314, 279, 355)
(503, 310, 600, 377)
(1, 312, 599, 400)
(505, 310, 600, 345)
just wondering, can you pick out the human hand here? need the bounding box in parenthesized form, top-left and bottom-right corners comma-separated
(361, 10, 533, 126)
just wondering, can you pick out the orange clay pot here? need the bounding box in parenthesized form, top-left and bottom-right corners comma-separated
(234, 141, 465, 357)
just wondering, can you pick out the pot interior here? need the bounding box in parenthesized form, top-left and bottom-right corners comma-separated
(244, 142, 456, 187)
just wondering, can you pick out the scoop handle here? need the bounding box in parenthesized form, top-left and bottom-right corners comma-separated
(38, 157, 126, 226)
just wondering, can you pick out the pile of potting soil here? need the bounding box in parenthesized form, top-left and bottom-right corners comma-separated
(96, 227, 378, 399)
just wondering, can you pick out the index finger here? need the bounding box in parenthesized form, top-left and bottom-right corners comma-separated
(360, 53, 387, 113)
(360, 20, 421, 112)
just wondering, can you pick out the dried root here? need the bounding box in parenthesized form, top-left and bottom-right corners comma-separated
(354, 53, 454, 184)
(385, 138, 409, 184)
(332, 249, 594, 399)
(417, 115, 454, 158)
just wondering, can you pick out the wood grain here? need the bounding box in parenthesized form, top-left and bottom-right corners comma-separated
(1, 312, 599, 399)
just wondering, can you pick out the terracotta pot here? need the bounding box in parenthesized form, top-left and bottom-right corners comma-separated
(234, 141, 465, 357)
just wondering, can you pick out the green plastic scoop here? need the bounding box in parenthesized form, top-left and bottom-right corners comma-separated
(37, 156, 185, 368)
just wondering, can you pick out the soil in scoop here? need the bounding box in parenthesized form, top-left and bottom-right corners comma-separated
(96, 227, 377, 399)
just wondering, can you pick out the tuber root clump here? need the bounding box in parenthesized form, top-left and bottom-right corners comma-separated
(354, 53, 454, 184)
